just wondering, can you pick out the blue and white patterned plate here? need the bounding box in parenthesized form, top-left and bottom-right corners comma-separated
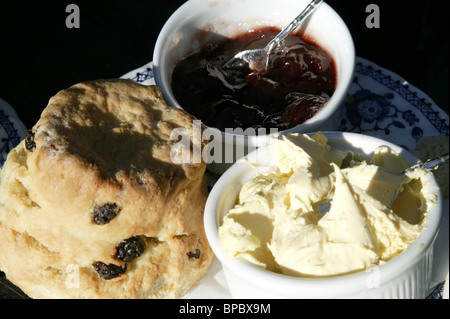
(0, 98, 27, 167)
(342, 57, 448, 151)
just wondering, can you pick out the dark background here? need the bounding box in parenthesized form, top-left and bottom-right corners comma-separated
(0, 0, 448, 299)
(0, 0, 448, 129)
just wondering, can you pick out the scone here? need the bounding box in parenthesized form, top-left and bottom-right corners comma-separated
(0, 79, 214, 298)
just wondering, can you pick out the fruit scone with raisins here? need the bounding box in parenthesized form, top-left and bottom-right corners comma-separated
(0, 79, 214, 298)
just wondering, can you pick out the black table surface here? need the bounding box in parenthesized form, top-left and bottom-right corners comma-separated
(0, 0, 448, 299)
(0, 0, 448, 130)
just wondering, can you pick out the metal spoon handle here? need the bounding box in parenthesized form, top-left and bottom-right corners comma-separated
(266, 0, 324, 52)
(404, 153, 449, 174)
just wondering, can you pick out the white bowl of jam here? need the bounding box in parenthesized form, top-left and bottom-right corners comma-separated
(153, 0, 355, 174)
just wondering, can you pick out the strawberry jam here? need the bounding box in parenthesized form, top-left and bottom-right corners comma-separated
(171, 27, 336, 131)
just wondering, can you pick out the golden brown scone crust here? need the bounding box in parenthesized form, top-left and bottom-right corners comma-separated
(0, 79, 213, 298)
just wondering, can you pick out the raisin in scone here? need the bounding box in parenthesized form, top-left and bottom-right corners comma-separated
(0, 79, 214, 298)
